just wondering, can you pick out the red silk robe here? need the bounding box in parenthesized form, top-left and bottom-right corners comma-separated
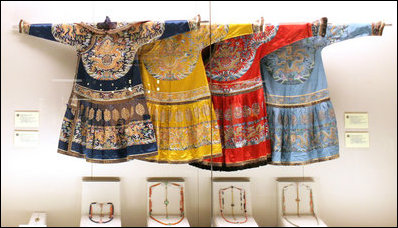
(190, 22, 317, 171)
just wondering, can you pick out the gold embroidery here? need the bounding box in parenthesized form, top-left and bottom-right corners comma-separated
(233, 107, 243, 119)
(76, 21, 166, 80)
(121, 108, 129, 120)
(89, 108, 95, 120)
(58, 24, 75, 39)
(147, 99, 218, 126)
(74, 82, 144, 101)
(58, 149, 158, 164)
(322, 128, 337, 140)
(104, 109, 111, 122)
(51, 24, 92, 50)
(274, 134, 282, 149)
(76, 22, 140, 35)
(263, 43, 315, 85)
(224, 109, 232, 121)
(135, 103, 145, 116)
(267, 97, 330, 108)
(243, 106, 252, 117)
(252, 103, 260, 116)
(149, 120, 221, 152)
(95, 129, 105, 144)
(296, 133, 309, 148)
(96, 109, 102, 121)
(145, 86, 210, 103)
(69, 117, 156, 150)
(112, 109, 120, 121)
(290, 134, 297, 143)
(140, 24, 229, 81)
(91, 36, 123, 70)
(267, 89, 328, 97)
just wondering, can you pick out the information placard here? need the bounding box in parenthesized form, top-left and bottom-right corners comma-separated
(344, 112, 368, 129)
(345, 132, 369, 148)
(14, 131, 39, 147)
(15, 111, 40, 129)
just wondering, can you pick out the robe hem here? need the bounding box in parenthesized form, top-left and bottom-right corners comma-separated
(270, 153, 339, 166)
(57, 148, 158, 164)
(189, 155, 272, 171)
(140, 151, 223, 164)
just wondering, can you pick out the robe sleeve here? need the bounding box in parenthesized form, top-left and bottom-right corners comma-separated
(19, 20, 56, 41)
(198, 23, 253, 49)
(323, 22, 384, 47)
(255, 23, 314, 60)
(221, 23, 253, 41)
(19, 20, 90, 47)
(158, 20, 197, 40)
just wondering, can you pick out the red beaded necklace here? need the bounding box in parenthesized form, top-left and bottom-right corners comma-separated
(88, 202, 114, 224)
(219, 186, 248, 224)
(149, 182, 185, 226)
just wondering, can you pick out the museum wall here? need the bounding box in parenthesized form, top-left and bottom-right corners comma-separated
(1, 1, 397, 227)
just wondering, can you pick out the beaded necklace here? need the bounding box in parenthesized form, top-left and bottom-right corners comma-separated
(219, 186, 248, 224)
(88, 202, 114, 224)
(282, 183, 319, 227)
(149, 182, 185, 225)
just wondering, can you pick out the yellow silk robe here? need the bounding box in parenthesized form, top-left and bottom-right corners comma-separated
(138, 24, 254, 163)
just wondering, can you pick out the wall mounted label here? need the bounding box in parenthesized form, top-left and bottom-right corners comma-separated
(345, 132, 369, 148)
(344, 112, 368, 129)
(14, 131, 39, 147)
(14, 111, 39, 129)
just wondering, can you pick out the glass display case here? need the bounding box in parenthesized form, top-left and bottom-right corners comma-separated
(1, 1, 397, 227)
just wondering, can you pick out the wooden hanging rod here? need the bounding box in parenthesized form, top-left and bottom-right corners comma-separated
(326, 23, 392, 26)
(12, 22, 392, 30)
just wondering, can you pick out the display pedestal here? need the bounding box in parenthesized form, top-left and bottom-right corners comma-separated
(146, 178, 189, 227)
(80, 215, 121, 227)
(212, 216, 258, 227)
(276, 177, 327, 227)
(19, 212, 47, 227)
(212, 177, 258, 227)
(147, 216, 190, 227)
(80, 177, 121, 227)
(280, 215, 327, 227)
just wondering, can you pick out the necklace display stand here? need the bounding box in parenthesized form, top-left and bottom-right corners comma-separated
(80, 177, 121, 227)
(147, 178, 190, 227)
(212, 177, 258, 227)
(276, 177, 327, 227)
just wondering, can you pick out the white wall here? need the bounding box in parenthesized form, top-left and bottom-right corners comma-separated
(1, 1, 397, 227)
